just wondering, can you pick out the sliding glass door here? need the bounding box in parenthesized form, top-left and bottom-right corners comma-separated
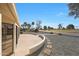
(2, 23, 14, 56)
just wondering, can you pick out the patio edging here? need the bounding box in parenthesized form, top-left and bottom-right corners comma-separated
(28, 34, 46, 55)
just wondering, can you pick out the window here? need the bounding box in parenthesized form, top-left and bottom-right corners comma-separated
(2, 23, 13, 56)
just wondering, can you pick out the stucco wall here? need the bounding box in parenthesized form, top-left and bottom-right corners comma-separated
(0, 3, 20, 56)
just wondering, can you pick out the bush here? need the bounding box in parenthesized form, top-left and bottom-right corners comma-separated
(30, 29, 35, 32)
(34, 29, 39, 32)
(20, 31, 23, 34)
(66, 24, 75, 29)
(58, 33, 62, 35)
(50, 32, 54, 34)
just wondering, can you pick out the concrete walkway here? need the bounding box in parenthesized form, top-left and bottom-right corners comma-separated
(13, 34, 42, 56)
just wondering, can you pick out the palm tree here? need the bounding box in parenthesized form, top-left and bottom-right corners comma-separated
(36, 20, 42, 29)
(21, 24, 25, 31)
(32, 22, 35, 25)
(58, 24, 62, 29)
(31, 22, 35, 29)
(21, 24, 24, 29)
(68, 3, 79, 19)
(27, 24, 31, 30)
(22, 22, 27, 32)
(24, 22, 27, 28)
(48, 26, 51, 30)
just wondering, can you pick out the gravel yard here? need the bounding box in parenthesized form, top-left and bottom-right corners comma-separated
(45, 34, 79, 56)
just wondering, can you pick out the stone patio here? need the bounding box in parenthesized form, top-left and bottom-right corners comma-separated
(12, 34, 42, 56)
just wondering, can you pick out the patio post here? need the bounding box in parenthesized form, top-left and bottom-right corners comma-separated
(13, 23, 16, 55)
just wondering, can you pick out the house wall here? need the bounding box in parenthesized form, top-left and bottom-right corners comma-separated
(0, 3, 20, 56)
(2, 23, 14, 56)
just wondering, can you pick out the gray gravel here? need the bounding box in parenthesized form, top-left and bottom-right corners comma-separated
(45, 34, 79, 56)
(26, 32, 79, 56)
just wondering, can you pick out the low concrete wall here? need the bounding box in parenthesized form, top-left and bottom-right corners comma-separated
(28, 34, 45, 55)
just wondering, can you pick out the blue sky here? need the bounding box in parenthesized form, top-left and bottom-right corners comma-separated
(16, 3, 79, 28)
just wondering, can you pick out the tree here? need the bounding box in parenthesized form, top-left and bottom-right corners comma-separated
(48, 26, 51, 30)
(66, 24, 75, 29)
(24, 22, 27, 29)
(21, 24, 25, 31)
(40, 28, 42, 30)
(32, 22, 35, 25)
(27, 24, 31, 29)
(44, 26, 47, 30)
(62, 27, 65, 30)
(31, 22, 35, 29)
(21, 24, 24, 29)
(68, 3, 79, 19)
(36, 20, 42, 30)
(48, 26, 54, 30)
(58, 24, 62, 29)
(50, 27, 54, 29)
(39, 25, 42, 30)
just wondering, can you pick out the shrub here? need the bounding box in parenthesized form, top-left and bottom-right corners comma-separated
(34, 29, 39, 32)
(58, 33, 62, 35)
(50, 32, 54, 34)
